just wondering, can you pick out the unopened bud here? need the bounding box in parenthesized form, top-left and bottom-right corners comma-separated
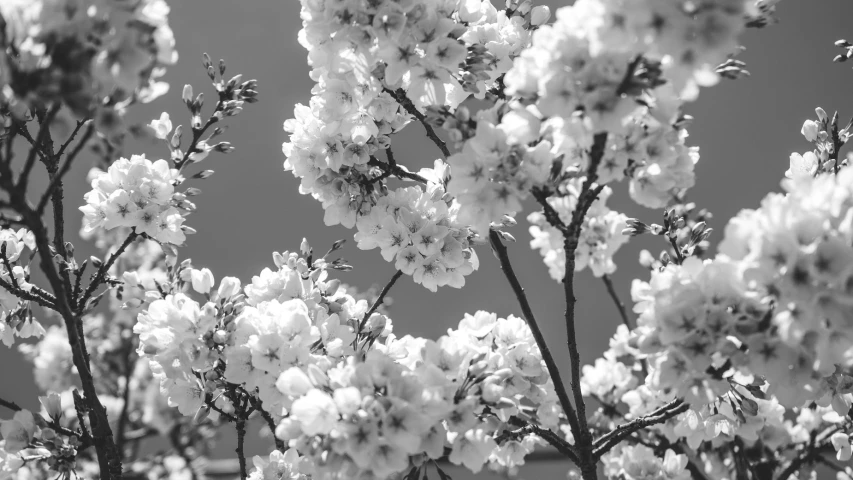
(193, 169, 215, 179)
(300, 238, 311, 256)
(816, 107, 828, 122)
(530, 5, 550, 26)
(170, 125, 183, 149)
(182, 84, 193, 105)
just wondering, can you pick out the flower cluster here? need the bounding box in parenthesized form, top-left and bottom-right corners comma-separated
(528, 179, 629, 280)
(628, 166, 853, 409)
(447, 104, 554, 235)
(0, 228, 42, 347)
(272, 310, 562, 479)
(283, 0, 549, 289)
(80, 154, 189, 245)
(355, 184, 479, 291)
(134, 241, 565, 479)
(601, 445, 690, 480)
(0, 0, 177, 125)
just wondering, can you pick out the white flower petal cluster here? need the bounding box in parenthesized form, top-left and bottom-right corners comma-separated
(80, 155, 188, 245)
(528, 179, 629, 279)
(632, 168, 853, 409)
(506, 0, 768, 108)
(0, 228, 43, 347)
(272, 311, 561, 479)
(135, 247, 564, 479)
(248, 448, 309, 480)
(283, 0, 544, 289)
(602, 445, 690, 480)
(355, 184, 479, 291)
(447, 105, 555, 234)
(0, 0, 177, 120)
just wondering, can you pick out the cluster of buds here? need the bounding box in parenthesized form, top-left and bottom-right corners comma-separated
(795, 107, 851, 175)
(623, 203, 713, 267)
(145, 54, 257, 186)
(833, 39, 853, 66)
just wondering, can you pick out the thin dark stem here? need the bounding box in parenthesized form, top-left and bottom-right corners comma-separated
(0, 397, 22, 411)
(357, 269, 403, 336)
(77, 231, 137, 313)
(601, 275, 631, 329)
(236, 419, 248, 480)
(37, 122, 94, 215)
(15, 105, 60, 190)
(367, 156, 429, 184)
(176, 97, 227, 172)
(488, 230, 581, 438)
(592, 399, 688, 458)
(384, 88, 450, 158)
(506, 416, 579, 464)
(668, 236, 684, 264)
(250, 397, 286, 451)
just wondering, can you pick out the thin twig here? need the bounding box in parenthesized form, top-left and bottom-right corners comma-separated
(37, 122, 94, 215)
(384, 88, 450, 158)
(357, 269, 403, 336)
(592, 399, 688, 458)
(506, 416, 579, 463)
(250, 397, 286, 451)
(601, 275, 632, 329)
(0, 397, 22, 411)
(488, 230, 581, 438)
(236, 419, 248, 480)
(554, 132, 609, 480)
(77, 232, 137, 313)
(367, 156, 429, 184)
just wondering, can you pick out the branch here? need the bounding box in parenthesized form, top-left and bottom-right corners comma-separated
(115, 336, 137, 454)
(0, 397, 22, 411)
(37, 122, 94, 215)
(506, 416, 579, 464)
(592, 399, 688, 458)
(384, 88, 450, 158)
(367, 156, 429, 184)
(357, 269, 403, 336)
(77, 231, 137, 313)
(601, 275, 632, 329)
(561, 134, 609, 479)
(249, 396, 285, 451)
(14, 105, 60, 191)
(236, 418, 248, 480)
(488, 230, 581, 438)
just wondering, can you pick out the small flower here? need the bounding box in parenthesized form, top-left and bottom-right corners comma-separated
(148, 112, 173, 140)
(801, 119, 820, 142)
(190, 268, 215, 294)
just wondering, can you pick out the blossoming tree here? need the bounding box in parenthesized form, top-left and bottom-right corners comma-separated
(0, 0, 852, 479)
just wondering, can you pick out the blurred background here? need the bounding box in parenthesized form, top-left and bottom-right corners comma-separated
(3, 0, 853, 478)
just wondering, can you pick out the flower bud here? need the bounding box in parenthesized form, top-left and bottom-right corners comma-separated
(38, 393, 63, 421)
(217, 276, 241, 299)
(530, 5, 550, 26)
(182, 84, 193, 105)
(190, 268, 215, 294)
(801, 119, 820, 142)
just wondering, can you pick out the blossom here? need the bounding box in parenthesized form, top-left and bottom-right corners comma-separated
(80, 154, 188, 244)
(148, 112, 173, 140)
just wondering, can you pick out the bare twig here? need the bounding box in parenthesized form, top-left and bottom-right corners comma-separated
(77, 231, 137, 313)
(601, 274, 632, 329)
(37, 122, 94, 215)
(357, 269, 403, 336)
(384, 88, 450, 158)
(236, 418, 248, 480)
(592, 399, 688, 458)
(367, 156, 429, 184)
(488, 230, 581, 439)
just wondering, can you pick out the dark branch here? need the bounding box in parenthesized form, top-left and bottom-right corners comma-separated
(358, 269, 404, 336)
(593, 399, 688, 458)
(601, 275, 632, 329)
(384, 88, 450, 158)
(488, 229, 581, 438)
(77, 231, 137, 313)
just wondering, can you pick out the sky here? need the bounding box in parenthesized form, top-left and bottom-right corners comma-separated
(2, 1, 853, 478)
